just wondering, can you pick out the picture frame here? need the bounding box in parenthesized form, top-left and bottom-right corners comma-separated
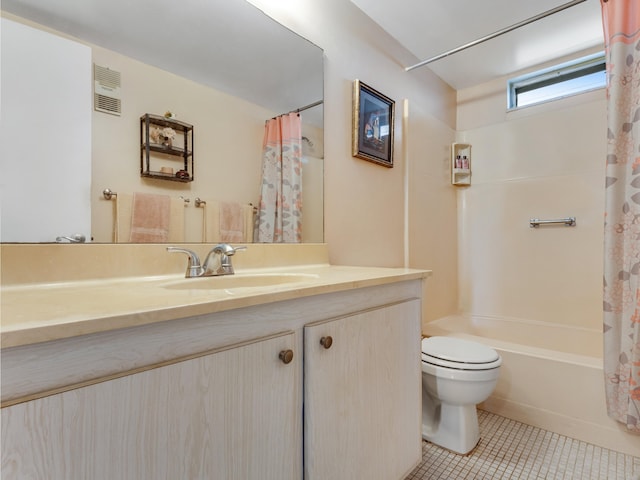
(352, 79, 395, 168)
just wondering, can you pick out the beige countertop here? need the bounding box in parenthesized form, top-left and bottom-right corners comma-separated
(1, 264, 429, 349)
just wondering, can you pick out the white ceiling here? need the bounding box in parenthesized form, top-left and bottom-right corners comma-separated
(1, 0, 324, 117)
(350, 0, 604, 90)
(1, 0, 605, 106)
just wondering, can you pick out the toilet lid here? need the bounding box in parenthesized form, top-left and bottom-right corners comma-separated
(421, 336, 501, 370)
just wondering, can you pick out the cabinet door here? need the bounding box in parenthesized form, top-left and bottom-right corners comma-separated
(304, 300, 422, 480)
(1, 332, 300, 480)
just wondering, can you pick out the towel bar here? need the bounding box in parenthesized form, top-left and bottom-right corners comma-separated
(529, 217, 576, 228)
(195, 198, 257, 213)
(103, 188, 190, 204)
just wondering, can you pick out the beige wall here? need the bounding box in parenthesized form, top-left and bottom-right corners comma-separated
(7, 2, 461, 327)
(90, 45, 326, 244)
(3, 12, 324, 245)
(246, 0, 459, 325)
(91, 45, 268, 243)
(456, 65, 606, 329)
(12, 2, 604, 332)
(407, 103, 460, 322)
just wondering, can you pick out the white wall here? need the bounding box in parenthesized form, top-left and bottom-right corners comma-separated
(1, 18, 92, 242)
(456, 59, 606, 329)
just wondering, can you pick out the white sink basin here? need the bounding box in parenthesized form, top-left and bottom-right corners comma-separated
(163, 273, 318, 290)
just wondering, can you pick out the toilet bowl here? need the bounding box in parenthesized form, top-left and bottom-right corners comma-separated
(421, 336, 502, 454)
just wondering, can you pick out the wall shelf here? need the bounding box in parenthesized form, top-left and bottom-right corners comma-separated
(140, 113, 194, 182)
(140, 171, 192, 183)
(451, 143, 471, 186)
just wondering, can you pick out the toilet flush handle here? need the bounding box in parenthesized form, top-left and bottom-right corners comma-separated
(320, 336, 333, 349)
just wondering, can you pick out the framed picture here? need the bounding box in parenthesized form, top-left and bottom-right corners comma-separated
(352, 79, 395, 167)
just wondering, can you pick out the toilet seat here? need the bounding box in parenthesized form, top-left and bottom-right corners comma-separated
(421, 336, 502, 371)
(422, 353, 502, 371)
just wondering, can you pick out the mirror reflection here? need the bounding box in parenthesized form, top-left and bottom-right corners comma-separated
(0, 0, 324, 244)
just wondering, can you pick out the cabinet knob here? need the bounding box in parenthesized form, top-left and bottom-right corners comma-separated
(279, 349, 294, 364)
(320, 336, 333, 349)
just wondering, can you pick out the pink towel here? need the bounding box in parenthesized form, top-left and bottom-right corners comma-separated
(129, 193, 170, 242)
(219, 202, 244, 242)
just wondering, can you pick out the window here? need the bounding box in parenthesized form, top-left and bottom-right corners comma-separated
(507, 53, 606, 110)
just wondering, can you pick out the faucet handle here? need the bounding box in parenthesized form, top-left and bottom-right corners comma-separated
(206, 244, 247, 275)
(227, 245, 247, 256)
(213, 244, 247, 256)
(167, 247, 203, 278)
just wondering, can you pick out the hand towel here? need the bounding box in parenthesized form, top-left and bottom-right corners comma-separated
(114, 193, 133, 243)
(204, 200, 221, 243)
(244, 204, 256, 243)
(219, 201, 244, 243)
(129, 193, 170, 243)
(167, 196, 186, 243)
(202, 200, 255, 242)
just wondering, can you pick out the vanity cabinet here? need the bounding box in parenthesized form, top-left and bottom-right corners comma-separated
(1, 277, 424, 480)
(1, 332, 299, 480)
(140, 113, 194, 182)
(304, 300, 422, 480)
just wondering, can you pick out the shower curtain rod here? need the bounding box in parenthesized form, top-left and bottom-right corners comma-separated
(271, 100, 323, 120)
(405, 0, 588, 72)
(295, 100, 323, 113)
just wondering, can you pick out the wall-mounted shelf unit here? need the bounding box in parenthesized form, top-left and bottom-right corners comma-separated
(451, 143, 471, 186)
(140, 114, 194, 183)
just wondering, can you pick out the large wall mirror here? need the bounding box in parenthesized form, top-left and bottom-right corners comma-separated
(0, 0, 324, 244)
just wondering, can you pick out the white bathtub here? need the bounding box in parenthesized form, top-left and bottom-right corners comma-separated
(423, 314, 640, 456)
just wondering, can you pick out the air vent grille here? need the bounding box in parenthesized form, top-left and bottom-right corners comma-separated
(94, 64, 121, 115)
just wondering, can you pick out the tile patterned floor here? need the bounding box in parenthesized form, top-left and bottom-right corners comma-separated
(406, 410, 640, 480)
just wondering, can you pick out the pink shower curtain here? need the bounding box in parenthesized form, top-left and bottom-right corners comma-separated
(601, 0, 640, 433)
(255, 112, 303, 243)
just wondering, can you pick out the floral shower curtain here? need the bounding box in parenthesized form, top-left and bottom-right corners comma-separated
(602, 0, 640, 433)
(255, 112, 303, 243)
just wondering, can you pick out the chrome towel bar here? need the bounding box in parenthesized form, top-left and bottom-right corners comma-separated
(103, 188, 190, 204)
(530, 217, 576, 228)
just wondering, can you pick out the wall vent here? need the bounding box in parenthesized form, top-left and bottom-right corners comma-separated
(94, 64, 121, 115)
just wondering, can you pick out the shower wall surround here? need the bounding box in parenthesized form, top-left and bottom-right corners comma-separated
(456, 72, 605, 329)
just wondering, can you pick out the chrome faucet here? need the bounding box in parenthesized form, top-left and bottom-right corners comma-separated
(55, 233, 86, 243)
(167, 244, 246, 278)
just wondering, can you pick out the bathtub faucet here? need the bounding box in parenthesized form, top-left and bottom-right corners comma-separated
(167, 244, 247, 278)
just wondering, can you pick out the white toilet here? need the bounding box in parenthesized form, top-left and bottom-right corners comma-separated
(421, 336, 502, 454)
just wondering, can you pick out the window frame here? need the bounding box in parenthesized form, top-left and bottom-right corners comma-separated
(507, 52, 606, 110)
